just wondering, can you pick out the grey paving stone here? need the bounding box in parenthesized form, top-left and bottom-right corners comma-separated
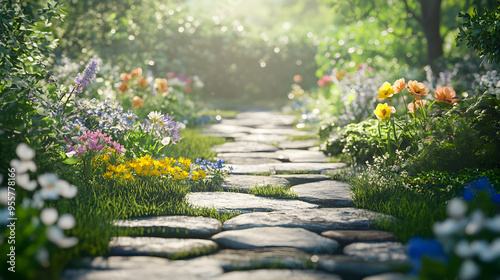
(108, 237, 218, 259)
(203, 124, 253, 135)
(317, 255, 398, 279)
(343, 242, 408, 263)
(113, 215, 222, 238)
(274, 174, 331, 186)
(220, 175, 290, 191)
(211, 142, 279, 153)
(234, 112, 296, 126)
(197, 248, 314, 271)
(234, 134, 288, 143)
(212, 269, 341, 280)
(321, 230, 396, 246)
(186, 192, 317, 213)
(250, 128, 315, 136)
(278, 139, 319, 150)
(219, 157, 284, 165)
(363, 272, 411, 280)
(230, 162, 346, 175)
(212, 227, 339, 254)
(60, 256, 223, 280)
(223, 208, 387, 232)
(291, 180, 354, 207)
(275, 149, 327, 163)
(217, 152, 287, 160)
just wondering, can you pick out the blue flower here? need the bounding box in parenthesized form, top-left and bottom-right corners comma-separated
(462, 177, 500, 203)
(407, 237, 448, 275)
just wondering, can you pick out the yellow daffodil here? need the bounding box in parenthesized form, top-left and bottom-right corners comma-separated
(377, 82, 395, 101)
(374, 103, 396, 120)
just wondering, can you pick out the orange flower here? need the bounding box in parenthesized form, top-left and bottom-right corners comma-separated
(407, 80, 429, 98)
(434, 86, 458, 104)
(155, 78, 169, 94)
(120, 73, 132, 82)
(130, 67, 142, 78)
(408, 100, 427, 114)
(131, 96, 144, 109)
(393, 78, 407, 94)
(293, 75, 303, 83)
(138, 77, 149, 88)
(118, 82, 130, 93)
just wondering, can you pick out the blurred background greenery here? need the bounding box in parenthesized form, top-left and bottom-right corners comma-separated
(45, 0, 498, 108)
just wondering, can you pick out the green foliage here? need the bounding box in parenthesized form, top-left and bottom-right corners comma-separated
(458, 4, 500, 64)
(53, 0, 318, 103)
(167, 129, 226, 160)
(0, 0, 62, 174)
(246, 185, 298, 199)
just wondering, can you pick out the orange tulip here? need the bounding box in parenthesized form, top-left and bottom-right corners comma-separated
(138, 77, 149, 88)
(120, 73, 132, 82)
(434, 86, 458, 104)
(393, 78, 407, 94)
(408, 80, 429, 99)
(155, 78, 169, 94)
(118, 82, 130, 93)
(131, 96, 144, 109)
(130, 67, 142, 78)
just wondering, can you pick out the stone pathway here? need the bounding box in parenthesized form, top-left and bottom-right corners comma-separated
(61, 110, 409, 280)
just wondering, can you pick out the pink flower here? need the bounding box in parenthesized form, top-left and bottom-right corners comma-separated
(317, 75, 332, 87)
(167, 72, 176, 78)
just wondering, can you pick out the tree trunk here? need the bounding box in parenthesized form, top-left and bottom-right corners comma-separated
(419, 0, 443, 74)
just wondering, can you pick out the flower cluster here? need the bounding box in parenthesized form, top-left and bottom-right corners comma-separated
(141, 111, 182, 144)
(59, 59, 100, 109)
(1, 143, 79, 269)
(99, 155, 206, 181)
(407, 177, 500, 279)
(317, 74, 332, 87)
(66, 130, 125, 159)
(63, 98, 137, 136)
(166, 72, 204, 94)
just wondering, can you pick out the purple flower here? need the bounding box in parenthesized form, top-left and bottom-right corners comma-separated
(73, 59, 99, 94)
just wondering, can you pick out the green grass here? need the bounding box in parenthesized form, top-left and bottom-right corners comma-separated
(348, 175, 448, 243)
(168, 128, 226, 160)
(286, 135, 318, 141)
(246, 185, 298, 199)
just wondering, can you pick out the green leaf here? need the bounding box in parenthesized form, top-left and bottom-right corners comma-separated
(63, 157, 79, 165)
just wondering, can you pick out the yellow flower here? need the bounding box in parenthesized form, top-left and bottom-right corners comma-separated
(377, 82, 395, 101)
(198, 170, 206, 179)
(180, 171, 189, 179)
(150, 170, 160, 177)
(374, 103, 396, 120)
(115, 164, 127, 173)
(103, 171, 114, 179)
(123, 173, 135, 181)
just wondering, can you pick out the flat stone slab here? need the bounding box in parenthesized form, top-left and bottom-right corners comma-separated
(218, 152, 287, 160)
(218, 157, 283, 165)
(234, 134, 288, 143)
(197, 248, 314, 271)
(321, 230, 396, 246)
(113, 215, 222, 238)
(212, 227, 339, 254)
(211, 142, 279, 153)
(230, 162, 346, 175)
(234, 112, 296, 126)
(318, 255, 399, 279)
(223, 208, 388, 232)
(213, 269, 341, 280)
(278, 139, 318, 150)
(363, 273, 411, 280)
(187, 192, 317, 213)
(60, 256, 223, 280)
(220, 175, 290, 191)
(203, 124, 252, 135)
(274, 174, 331, 186)
(108, 237, 218, 259)
(343, 242, 408, 263)
(291, 181, 354, 207)
(250, 128, 315, 136)
(275, 149, 327, 163)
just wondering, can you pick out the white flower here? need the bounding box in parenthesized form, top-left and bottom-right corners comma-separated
(57, 213, 76, 230)
(458, 259, 481, 280)
(455, 240, 475, 258)
(65, 150, 77, 158)
(447, 198, 468, 219)
(178, 122, 186, 130)
(16, 173, 38, 191)
(433, 218, 466, 237)
(477, 238, 500, 263)
(147, 111, 163, 123)
(38, 173, 74, 200)
(40, 208, 58, 225)
(161, 137, 171, 146)
(465, 210, 486, 235)
(485, 215, 500, 233)
(55, 180, 78, 199)
(46, 226, 78, 248)
(10, 143, 37, 174)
